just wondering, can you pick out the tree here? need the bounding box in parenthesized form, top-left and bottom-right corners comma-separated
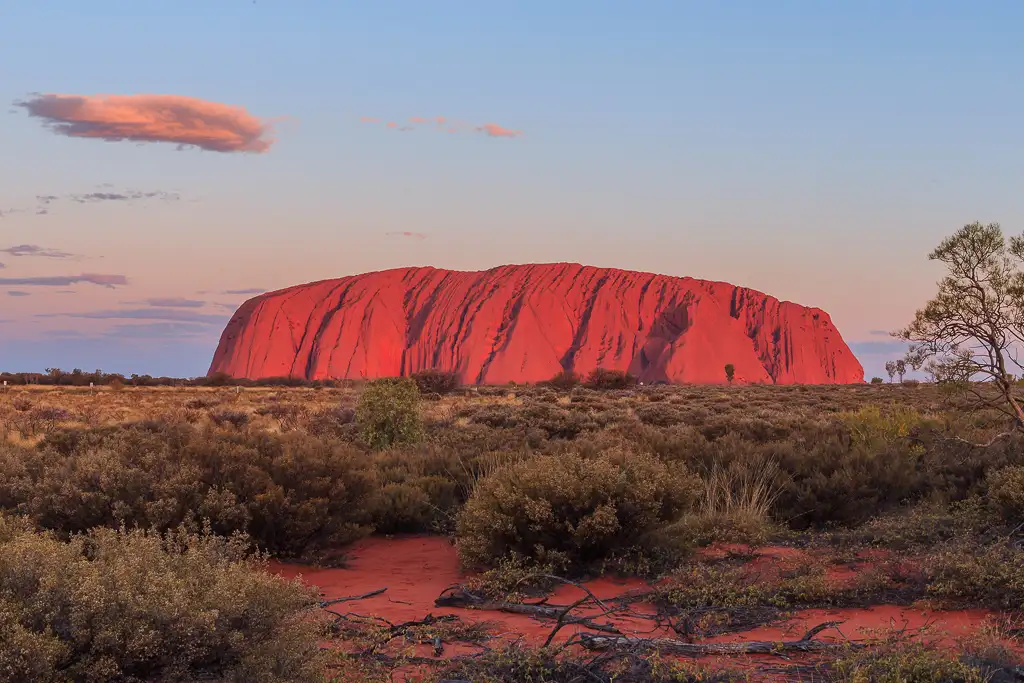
(724, 363, 735, 384)
(895, 359, 906, 383)
(895, 221, 1024, 437)
(885, 360, 897, 383)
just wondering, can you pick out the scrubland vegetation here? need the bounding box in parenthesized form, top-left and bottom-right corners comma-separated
(1, 223, 1022, 681)
(1, 378, 1022, 681)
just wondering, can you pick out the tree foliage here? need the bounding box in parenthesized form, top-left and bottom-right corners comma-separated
(896, 221, 1024, 429)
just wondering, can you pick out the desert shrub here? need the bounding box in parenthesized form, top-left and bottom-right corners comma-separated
(870, 376, 884, 383)
(410, 368, 461, 395)
(837, 404, 926, 446)
(655, 556, 834, 611)
(519, 403, 599, 439)
(826, 641, 989, 683)
(10, 395, 33, 412)
(584, 368, 637, 390)
(925, 541, 1024, 609)
(456, 448, 699, 574)
(0, 516, 326, 683)
(304, 405, 357, 439)
(356, 378, 424, 450)
(635, 402, 685, 427)
(545, 369, 582, 390)
(208, 408, 250, 428)
(841, 499, 992, 551)
(0, 422, 378, 558)
(986, 465, 1024, 525)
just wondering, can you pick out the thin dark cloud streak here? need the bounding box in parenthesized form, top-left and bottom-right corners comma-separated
(223, 288, 266, 295)
(129, 297, 207, 308)
(0, 274, 126, 288)
(1, 187, 180, 222)
(1, 244, 75, 259)
(36, 308, 228, 324)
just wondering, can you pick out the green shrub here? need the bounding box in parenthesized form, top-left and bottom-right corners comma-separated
(826, 641, 989, 683)
(986, 465, 1024, 525)
(0, 516, 326, 683)
(0, 423, 378, 558)
(456, 448, 699, 574)
(356, 378, 424, 450)
(925, 541, 1024, 609)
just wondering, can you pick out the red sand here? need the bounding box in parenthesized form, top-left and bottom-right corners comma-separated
(270, 535, 1008, 657)
(210, 263, 864, 384)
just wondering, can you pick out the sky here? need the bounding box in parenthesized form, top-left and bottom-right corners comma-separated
(0, 1, 1021, 380)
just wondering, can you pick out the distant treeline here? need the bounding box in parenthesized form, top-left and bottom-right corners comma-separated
(0, 368, 329, 388)
(0, 367, 642, 391)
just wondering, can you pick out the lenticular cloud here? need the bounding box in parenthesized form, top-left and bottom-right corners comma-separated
(18, 93, 275, 153)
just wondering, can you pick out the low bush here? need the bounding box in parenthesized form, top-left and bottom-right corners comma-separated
(0, 516, 326, 683)
(584, 368, 637, 390)
(411, 368, 461, 395)
(545, 369, 582, 390)
(924, 541, 1024, 610)
(456, 447, 699, 574)
(0, 422, 378, 558)
(986, 465, 1024, 525)
(356, 378, 424, 450)
(825, 641, 990, 683)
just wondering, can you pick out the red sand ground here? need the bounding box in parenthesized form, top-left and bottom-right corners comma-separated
(210, 263, 864, 384)
(270, 535, 1012, 669)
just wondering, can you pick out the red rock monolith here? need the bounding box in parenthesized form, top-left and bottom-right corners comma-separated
(208, 264, 864, 384)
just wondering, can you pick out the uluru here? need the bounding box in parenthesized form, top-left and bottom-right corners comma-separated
(208, 263, 864, 385)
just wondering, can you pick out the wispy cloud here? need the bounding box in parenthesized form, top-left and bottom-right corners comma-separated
(386, 231, 427, 240)
(849, 340, 909, 356)
(223, 287, 266, 295)
(1, 187, 180, 222)
(1, 244, 75, 259)
(17, 93, 277, 153)
(108, 322, 216, 338)
(129, 297, 206, 308)
(868, 329, 896, 337)
(476, 122, 521, 138)
(360, 115, 522, 138)
(0, 274, 126, 288)
(36, 308, 228, 324)
(6, 291, 30, 297)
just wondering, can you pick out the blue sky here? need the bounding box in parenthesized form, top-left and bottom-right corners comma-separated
(1, 1, 1022, 380)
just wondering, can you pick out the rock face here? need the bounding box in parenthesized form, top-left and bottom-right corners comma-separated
(208, 264, 864, 385)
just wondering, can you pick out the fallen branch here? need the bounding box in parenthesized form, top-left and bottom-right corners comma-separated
(436, 585, 621, 635)
(319, 587, 387, 607)
(577, 621, 862, 657)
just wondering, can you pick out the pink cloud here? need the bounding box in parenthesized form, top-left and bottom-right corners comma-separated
(359, 116, 379, 123)
(366, 114, 522, 139)
(18, 93, 276, 153)
(386, 231, 427, 240)
(477, 123, 521, 138)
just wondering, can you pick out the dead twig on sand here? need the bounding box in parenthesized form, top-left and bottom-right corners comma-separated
(576, 620, 861, 657)
(436, 585, 622, 636)
(319, 586, 386, 607)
